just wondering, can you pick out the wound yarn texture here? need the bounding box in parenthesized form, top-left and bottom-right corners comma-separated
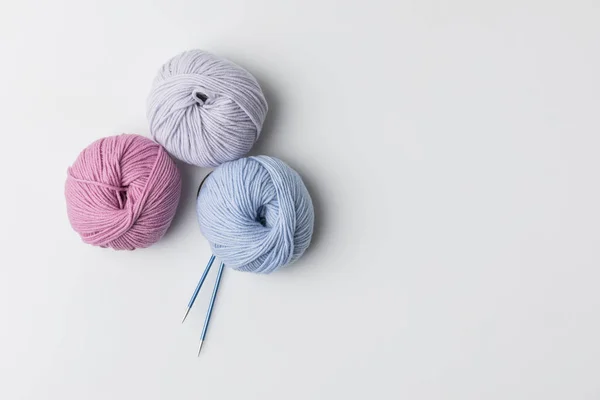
(197, 156, 314, 273)
(147, 50, 268, 167)
(65, 134, 181, 250)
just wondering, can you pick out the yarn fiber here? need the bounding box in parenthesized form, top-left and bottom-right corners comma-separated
(147, 50, 268, 167)
(197, 156, 314, 273)
(65, 134, 181, 250)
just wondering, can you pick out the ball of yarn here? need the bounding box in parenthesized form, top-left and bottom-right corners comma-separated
(147, 50, 268, 167)
(197, 156, 314, 273)
(65, 134, 181, 250)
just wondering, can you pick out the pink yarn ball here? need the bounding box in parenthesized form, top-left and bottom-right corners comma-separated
(65, 134, 181, 250)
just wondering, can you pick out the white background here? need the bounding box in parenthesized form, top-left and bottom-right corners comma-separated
(0, 0, 599, 399)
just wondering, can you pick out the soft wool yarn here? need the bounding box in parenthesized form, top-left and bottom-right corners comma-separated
(197, 156, 314, 273)
(65, 134, 181, 250)
(147, 50, 268, 167)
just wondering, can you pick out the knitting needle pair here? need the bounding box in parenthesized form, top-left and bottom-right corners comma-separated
(182, 254, 225, 356)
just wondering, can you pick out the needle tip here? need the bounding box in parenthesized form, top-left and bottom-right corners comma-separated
(197, 340, 204, 357)
(181, 307, 191, 324)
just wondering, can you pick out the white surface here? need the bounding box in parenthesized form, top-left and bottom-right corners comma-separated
(0, 1, 599, 399)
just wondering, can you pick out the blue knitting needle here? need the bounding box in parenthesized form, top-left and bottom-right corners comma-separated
(198, 261, 225, 356)
(182, 254, 216, 323)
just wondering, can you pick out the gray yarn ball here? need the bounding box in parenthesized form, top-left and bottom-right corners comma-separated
(147, 50, 268, 167)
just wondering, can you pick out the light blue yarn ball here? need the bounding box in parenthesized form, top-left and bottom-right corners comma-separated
(147, 50, 268, 167)
(197, 156, 314, 274)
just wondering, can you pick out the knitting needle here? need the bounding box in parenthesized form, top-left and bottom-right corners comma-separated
(182, 254, 216, 323)
(198, 261, 225, 356)
(184, 174, 215, 323)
